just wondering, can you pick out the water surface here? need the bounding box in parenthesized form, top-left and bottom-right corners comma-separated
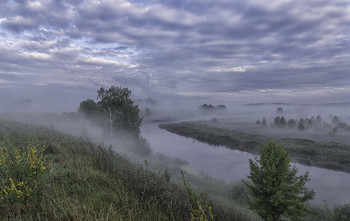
(141, 123, 350, 207)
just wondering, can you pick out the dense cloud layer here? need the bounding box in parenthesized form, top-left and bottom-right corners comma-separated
(0, 0, 350, 111)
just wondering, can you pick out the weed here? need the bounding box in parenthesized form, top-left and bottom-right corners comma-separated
(181, 171, 214, 221)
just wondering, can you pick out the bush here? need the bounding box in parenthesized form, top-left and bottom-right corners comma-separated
(0, 143, 49, 215)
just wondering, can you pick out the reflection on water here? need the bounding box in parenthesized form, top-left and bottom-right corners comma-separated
(141, 123, 350, 207)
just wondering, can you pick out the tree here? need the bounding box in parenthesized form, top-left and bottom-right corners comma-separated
(298, 118, 305, 131)
(332, 116, 340, 125)
(199, 104, 226, 112)
(217, 104, 226, 110)
(200, 103, 214, 111)
(243, 142, 315, 221)
(262, 118, 267, 126)
(306, 118, 313, 128)
(276, 107, 284, 114)
(97, 86, 142, 136)
(280, 116, 286, 128)
(274, 116, 286, 128)
(287, 119, 296, 129)
(274, 116, 281, 126)
(78, 99, 99, 117)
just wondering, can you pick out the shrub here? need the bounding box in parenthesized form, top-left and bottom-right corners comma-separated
(0, 143, 48, 205)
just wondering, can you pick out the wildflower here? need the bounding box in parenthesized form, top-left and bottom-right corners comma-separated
(0, 143, 48, 203)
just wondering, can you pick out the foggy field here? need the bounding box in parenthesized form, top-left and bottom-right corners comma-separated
(159, 120, 350, 173)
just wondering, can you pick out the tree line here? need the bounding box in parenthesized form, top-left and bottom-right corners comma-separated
(257, 114, 350, 133)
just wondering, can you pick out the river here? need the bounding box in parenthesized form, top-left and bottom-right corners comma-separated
(141, 122, 350, 207)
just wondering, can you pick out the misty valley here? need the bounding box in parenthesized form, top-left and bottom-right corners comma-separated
(1, 89, 350, 221)
(2, 0, 350, 220)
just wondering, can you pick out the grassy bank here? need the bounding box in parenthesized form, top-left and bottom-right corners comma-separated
(159, 121, 350, 173)
(0, 119, 255, 221)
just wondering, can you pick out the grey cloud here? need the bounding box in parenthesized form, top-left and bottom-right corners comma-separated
(0, 0, 349, 108)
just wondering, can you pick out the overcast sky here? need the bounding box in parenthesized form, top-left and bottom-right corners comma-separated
(0, 0, 350, 111)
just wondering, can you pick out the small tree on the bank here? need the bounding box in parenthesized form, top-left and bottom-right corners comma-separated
(243, 142, 315, 221)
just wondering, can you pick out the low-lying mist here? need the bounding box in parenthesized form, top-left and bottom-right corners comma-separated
(0, 112, 150, 158)
(2, 100, 350, 209)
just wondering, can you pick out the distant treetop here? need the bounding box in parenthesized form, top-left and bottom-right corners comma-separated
(199, 104, 226, 111)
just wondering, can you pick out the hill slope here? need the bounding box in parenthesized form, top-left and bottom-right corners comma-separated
(0, 120, 249, 221)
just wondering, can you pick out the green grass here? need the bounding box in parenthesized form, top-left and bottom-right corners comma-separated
(0, 119, 255, 221)
(159, 121, 350, 173)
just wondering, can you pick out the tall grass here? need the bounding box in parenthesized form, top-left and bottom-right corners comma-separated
(0, 120, 253, 220)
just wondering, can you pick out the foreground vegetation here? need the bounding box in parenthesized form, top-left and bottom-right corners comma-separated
(160, 121, 350, 173)
(0, 119, 253, 220)
(244, 142, 315, 221)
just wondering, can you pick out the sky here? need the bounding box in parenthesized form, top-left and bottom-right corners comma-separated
(0, 0, 350, 112)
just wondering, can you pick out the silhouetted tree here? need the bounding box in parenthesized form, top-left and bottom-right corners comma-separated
(274, 116, 281, 126)
(306, 118, 313, 128)
(287, 119, 296, 129)
(332, 116, 340, 125)
(217, 104, 226, 109)
(199, 104, 226, 112)
(280, 116, 286, 128)
(200, 104, 213, 110)
(273, 116, 286, 128)
(262, 118, 267, 126)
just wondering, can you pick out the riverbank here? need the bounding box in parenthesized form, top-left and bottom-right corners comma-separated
(0, 119, 249, 220)
(159, 121, 350, 173)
